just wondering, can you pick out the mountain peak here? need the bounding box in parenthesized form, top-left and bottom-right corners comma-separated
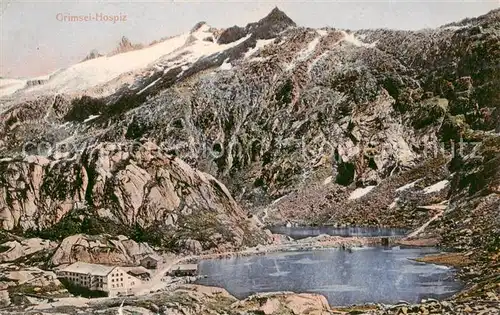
(110, 36, 143, 56)
(81, 49, 102, 62)
(245, 7, 296, 40)
(261, 7, 296, 27)
(190, 21, 208, 33)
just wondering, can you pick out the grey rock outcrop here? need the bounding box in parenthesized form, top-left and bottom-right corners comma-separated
(0, 238, 57, 263)
(0, 264, 68, 307)
(109, 36, 143, 56)
(81, 49, 103, 62)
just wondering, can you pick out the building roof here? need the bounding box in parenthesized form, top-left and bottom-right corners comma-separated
(172, 264, 198, 271)
(122, 266, 151, 276)
(60, 262, 116, 276)
(140, 254, 162, 262)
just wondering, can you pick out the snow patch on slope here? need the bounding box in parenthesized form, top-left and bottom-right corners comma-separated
(348, 186, 376, 200)
(423, 180, 449, 194)
(341, 31, 376, 48)
(25, 33, 189, 96)
(284, 30, 327, 71)
(249, 57, 269, 63)
(0, 79, 27, 97)
(137, 78, 161, 95)
(296, 36, 321, 62)
(20, 24, 251, 98)
(389, 198, 400, 209)
(441, 24, 471, 31)
(244, 38, 275, 59)
(316, 29, 328, 36)
(83, 115, 100, 123)
(395, 179, 423, 192)
(170, 33, 251, 78)
(219, 59, 232, 70)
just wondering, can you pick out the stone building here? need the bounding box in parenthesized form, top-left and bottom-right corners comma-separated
(56, 262, 142, 296)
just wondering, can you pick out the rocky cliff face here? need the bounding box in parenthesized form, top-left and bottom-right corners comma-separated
(434, 137, 500, 282)
(0, 141, 268, 251)
(81, 49, 103, 62)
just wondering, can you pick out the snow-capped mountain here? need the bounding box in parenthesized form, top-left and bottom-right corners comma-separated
(0, 8, 298, 99)
(1, 22, 242, 97)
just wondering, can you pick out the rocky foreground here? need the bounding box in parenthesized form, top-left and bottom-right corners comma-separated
(0, 232, 498, 314)
(1, 284, 499, 315)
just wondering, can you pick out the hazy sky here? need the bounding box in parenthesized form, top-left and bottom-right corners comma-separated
(1, 0, 498, 78)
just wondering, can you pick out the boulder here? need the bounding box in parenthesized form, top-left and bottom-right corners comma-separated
(49, 234, 156, 266)
(0, 238, 57, 263)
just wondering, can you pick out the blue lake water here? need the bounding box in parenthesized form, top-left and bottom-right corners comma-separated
(196, 247, 462, 306)
(268, 226, 409, 239)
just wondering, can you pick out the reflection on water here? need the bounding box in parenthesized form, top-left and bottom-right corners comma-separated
(268, 226, 408, 239)
(196, 247, 462, 306)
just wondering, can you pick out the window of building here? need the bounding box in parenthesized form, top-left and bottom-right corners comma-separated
(112, 284, 115, 288)
(120, 283, 123, 287)
(120, 278, 123, 282)
(131, 282, 135, 286)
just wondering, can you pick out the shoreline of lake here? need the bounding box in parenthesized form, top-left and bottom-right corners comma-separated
(195, 245, 463, 306)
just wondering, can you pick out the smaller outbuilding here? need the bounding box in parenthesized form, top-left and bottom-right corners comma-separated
(167, 264, 198, 277)
(122, 266, 151, 281)
(139, 255, 162, 269)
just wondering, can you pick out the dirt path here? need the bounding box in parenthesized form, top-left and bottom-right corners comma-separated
(134, 255, 195, 295)
(261, 208, 269, 223)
